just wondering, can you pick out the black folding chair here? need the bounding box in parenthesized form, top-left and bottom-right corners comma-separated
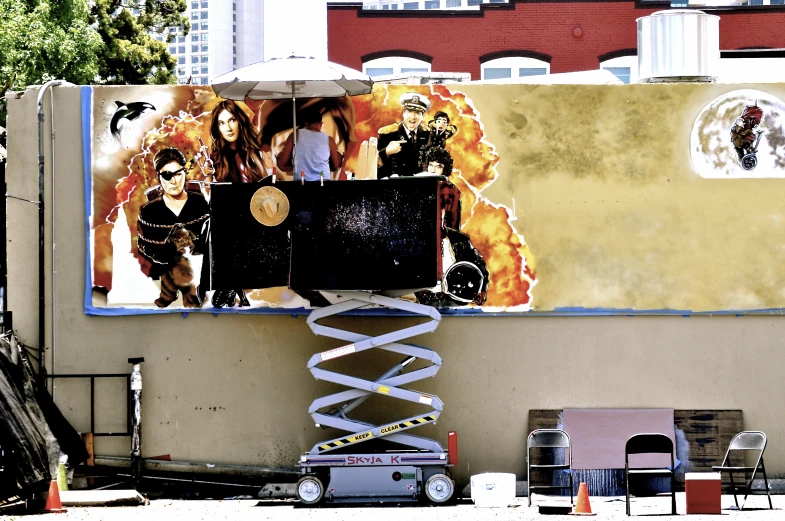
(625, 433, 676, 516)
(527, 429, 574, 507)
(712, 430, 773, 510)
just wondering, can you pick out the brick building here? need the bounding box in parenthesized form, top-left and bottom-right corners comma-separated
(327, 1, 785, 83)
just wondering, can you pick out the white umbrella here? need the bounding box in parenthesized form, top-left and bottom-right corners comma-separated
(211, 56, 374, 175)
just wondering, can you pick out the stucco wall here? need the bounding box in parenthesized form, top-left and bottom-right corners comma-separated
(6, 85, 785, 489)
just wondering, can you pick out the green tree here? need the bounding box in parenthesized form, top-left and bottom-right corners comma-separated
(92, 0, 190, 85)
(0, 0, 101, 124)
(0, 0, 188, 125)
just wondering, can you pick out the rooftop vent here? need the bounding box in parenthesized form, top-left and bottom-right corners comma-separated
(637, 10, 720, 83)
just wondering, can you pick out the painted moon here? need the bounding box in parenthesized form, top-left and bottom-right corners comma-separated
(690, 89, 785, 179)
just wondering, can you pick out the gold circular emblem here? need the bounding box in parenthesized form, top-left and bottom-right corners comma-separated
(249, 186, 289, 227)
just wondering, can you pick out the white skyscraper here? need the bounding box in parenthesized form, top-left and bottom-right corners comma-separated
(165, 0, 328, 86)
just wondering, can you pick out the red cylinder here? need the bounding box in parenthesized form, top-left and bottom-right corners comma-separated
(448, 431, 458, 466)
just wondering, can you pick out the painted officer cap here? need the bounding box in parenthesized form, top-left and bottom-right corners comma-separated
(399, 92, 432, 113)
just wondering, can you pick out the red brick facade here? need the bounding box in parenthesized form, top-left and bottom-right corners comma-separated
(327, 2, 785, 79)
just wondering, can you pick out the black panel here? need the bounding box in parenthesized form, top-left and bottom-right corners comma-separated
(209, 180, 291, 290)
(210, 178, 441, 291)
(289, 178, 440, 291)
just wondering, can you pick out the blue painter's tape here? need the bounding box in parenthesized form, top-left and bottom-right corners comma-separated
(81, 302, 785, 318)
(82, 86, 93, 315)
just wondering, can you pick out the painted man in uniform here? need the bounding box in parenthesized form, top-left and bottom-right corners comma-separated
(376, 92, 432, 178)
(427, 111, 457, 150)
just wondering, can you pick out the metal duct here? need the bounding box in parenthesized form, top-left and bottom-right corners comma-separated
(637, 10, 720, 83)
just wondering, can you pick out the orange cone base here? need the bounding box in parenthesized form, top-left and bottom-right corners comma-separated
(570, 482, 597, 516)
(43, 480, 67, 513)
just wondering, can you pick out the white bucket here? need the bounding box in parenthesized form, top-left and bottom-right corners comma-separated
(470, 473, 516, 508)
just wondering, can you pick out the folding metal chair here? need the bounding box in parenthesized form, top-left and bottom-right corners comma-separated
(527, 429, 573, 507)
(712, 430, 773, 510)
(625, 433, 676, 516)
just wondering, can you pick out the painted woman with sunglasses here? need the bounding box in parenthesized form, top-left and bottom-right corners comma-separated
(137, 147, 210, 308)
(209, 99, 267, 183)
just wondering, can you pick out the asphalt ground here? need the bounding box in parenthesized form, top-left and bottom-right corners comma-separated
(6, 493, 782, 520)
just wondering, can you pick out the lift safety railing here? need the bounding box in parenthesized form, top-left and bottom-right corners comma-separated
(44, 373, 133, 437)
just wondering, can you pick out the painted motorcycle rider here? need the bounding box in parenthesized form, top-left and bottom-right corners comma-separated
(730, 102, 764, 171)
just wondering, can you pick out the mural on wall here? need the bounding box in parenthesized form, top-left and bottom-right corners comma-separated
(86, 83, 785, 316)
(86, 84, 534, 315)
(690, 89, 785, 178)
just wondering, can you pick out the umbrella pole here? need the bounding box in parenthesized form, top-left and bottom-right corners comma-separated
(292, 82, 297, 177)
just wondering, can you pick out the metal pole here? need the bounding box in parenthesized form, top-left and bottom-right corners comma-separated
(128, 357, 145, 489)
(36, 80, 63, 387)
(291, 82, 297, 176)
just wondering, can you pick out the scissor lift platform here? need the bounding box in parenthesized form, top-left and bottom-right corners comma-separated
(296, 291, 456, 505)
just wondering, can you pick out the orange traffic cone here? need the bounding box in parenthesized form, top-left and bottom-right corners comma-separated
(571, 482, 596, 516)
(43, 479, 66, 513)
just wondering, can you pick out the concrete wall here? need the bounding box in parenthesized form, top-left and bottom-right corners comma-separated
(7, 85, 785, 488)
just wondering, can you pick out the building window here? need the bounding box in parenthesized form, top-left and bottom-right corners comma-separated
(201, 33, 209, 41)
(192, 55, 199, 63)
(233, 56, 237, 65)
(446, 0, 462, 6)
(200, 11, 208, 19)
(489, 0, 506, 2)
(382, 4, 388, 8)
(169, 46, 176, 54)
(233, 24, 236, 32)
(403, 2, 418, 8)
(192, 67, 199, 75)
(390, 4, 398, 8)
(233, 2, 236, 9)
(481, 56, 550, 80)
(192, 33, 198, 41)
(363, 56, 432, 77)
(599, 55, 637, 84)
(178, 45, 185, 53)
(366, 67, 394, 77)
(191, 22, 199, 30)
(201, 55, 208, 63)
(178, 36, 185, 43)
(201, 22, 208, 30)
(191, 0, 198, 8)
(468, 0, 482, 5)
(201, 66, 209, 74)
(201, 0, 208, 6)
(233, 46, 237, 54)
(233, 13, 236, 21)
(603, 66, 631, 84)
(484, 68, 511, 79)
(519, 67, 546, 77)
(178, 56, 185, 64)
(201, 43, 208, 51)
(201, 77, 208, 85)
(425, 0, 439, 7)
(177, 67, 185, 76)
(192, 44, 199, 52)
(191, 12, 198, 20)
(233, 35, 236, 43)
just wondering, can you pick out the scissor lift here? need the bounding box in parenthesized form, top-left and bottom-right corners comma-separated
(296, 290, 457, 505)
